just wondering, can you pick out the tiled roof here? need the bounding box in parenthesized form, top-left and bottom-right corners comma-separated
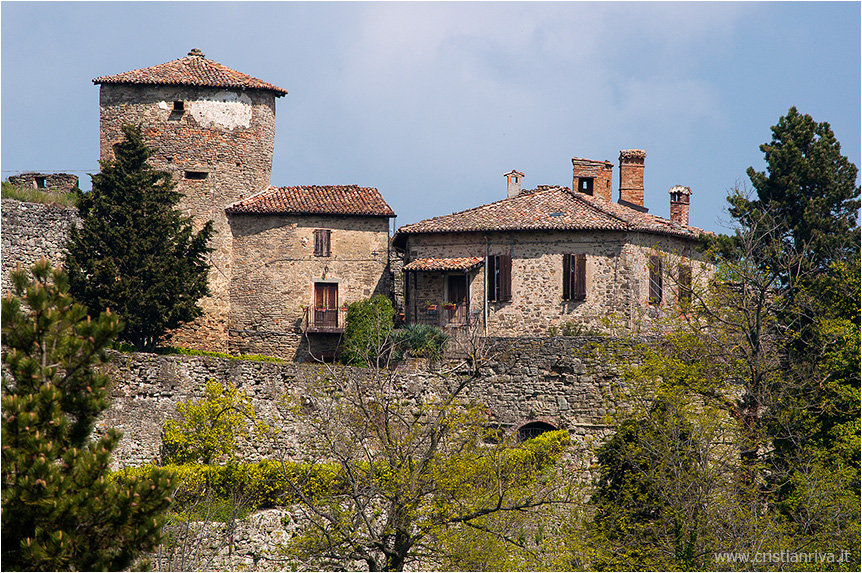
(393, 186, 704, 245)
(403, 257, 484, 272)
(226, 185, 395, 217)
(93, 49, 287, 96)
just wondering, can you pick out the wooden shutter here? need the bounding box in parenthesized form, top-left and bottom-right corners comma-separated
(499, 254, 512, 301)
(313, 229, 331, 257)
(649, 255, 663, 305)
(678, 264, 692, 306)
(487, 254, 512, 302)
(563, 253, 586, 301)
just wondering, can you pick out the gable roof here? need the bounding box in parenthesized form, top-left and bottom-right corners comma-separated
(226, 185, 395, 217)
(392, 186, 704, 247)
(93, 49, 287, 96)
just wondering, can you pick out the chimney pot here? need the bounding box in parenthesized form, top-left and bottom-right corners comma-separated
(618, 149, 646, 207)
(669, 185, 692, 226)
(504, 170, 525, 198)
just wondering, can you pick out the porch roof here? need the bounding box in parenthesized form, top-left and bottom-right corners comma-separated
(403, 257, 484, 272)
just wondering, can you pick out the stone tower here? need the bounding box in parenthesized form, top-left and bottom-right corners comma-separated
(93, 49, 288, 350)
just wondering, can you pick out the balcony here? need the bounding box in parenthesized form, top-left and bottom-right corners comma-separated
(304, 307, 347, 334)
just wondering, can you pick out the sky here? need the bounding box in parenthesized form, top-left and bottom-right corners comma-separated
(2, 1, 860, 233)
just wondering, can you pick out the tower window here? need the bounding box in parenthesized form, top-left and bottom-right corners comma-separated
(183, 171, 208, 180)
(579, 177, 594, 195)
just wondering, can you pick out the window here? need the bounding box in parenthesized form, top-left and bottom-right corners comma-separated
(578, 177, 594, 195)
(648, 255, 663, 305)
(34, 176, 46, 189)
(562, 253, 586, 301)
(173, 101, 185, 111)
(678, 264, 692, 307)
(487, 254, 512, 302)
(183, 171, 208, 180)
(313, 229, 331, 257)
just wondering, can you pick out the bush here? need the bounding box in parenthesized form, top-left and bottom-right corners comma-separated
(112, 461, 347, 514)
(392, 323, 448, 360)
(341, 295, 395, 366)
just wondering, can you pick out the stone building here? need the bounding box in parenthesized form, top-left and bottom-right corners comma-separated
(93, 50, 394, 358)
(6, 172, 79, 193)
(226, 184, 394, 360)
(392, 151, 709, 335)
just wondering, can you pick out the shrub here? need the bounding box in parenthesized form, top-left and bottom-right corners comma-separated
(341, 295, 395, 366)
(392, 323, 448, 360)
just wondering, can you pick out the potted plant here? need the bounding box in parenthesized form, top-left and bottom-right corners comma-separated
(424, 301, 437, 311)
(442, 300, 456, 310)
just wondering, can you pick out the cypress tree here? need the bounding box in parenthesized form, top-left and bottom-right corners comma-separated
(65, 124, 214, 351)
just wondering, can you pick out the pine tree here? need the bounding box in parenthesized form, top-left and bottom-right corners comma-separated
(65, 124, 214, 351)
(1, 260, 175, 571)
(733, 106, 860, 276)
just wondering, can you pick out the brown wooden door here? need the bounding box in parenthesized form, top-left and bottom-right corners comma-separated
(447, 275, 468, 324)
(314, 283, 338, 327)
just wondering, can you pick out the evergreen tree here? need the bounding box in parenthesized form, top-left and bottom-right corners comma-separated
(1, 260, 175, 571)
(65, 124, 214, 351)
(732, 106, 860, 276)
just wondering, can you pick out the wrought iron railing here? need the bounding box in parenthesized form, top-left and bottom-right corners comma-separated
(304, 307, 347, 333)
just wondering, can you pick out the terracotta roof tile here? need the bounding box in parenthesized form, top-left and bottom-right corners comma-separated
(93, 49, 287, 96)
(403, 257, 484, 272)
(393, 187, 703, 243)
(226, 185, 395, 217)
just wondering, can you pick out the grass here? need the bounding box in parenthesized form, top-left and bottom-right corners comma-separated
(108, 340, 285, 363)
(2, 181, 76, 207)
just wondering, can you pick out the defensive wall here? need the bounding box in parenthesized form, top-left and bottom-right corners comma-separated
(99, 336, 628, 468)
(1, 198, 79, 294)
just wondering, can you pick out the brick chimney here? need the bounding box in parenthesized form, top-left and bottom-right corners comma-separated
(669, 185, 692, 226)
(618, 149, 646, 207)
(572, 157, 613, 201)
(504, 170, 525, 198)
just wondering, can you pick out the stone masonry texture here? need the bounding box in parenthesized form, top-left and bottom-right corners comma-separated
(98, 83, 279, 352)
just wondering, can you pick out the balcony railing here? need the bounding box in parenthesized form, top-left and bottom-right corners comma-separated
(304, 307, 347, 333)
(413, 304, 471, 328)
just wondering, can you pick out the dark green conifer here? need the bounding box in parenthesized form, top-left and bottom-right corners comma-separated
(64, 124, 214, 351)
(1, 261, 175, 571)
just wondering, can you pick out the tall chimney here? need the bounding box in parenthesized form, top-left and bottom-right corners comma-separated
(571, 157, 613, 201)
(669, 185, 692, 226)
(618, 149, 646, 207)
(504, 170, 525, 198)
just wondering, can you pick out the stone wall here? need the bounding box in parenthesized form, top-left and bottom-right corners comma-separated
(1, 198, 79, 293)
(99, 83, 280, 352)
(7, 172, 79, 193)
(227, 212, 392, 360)
(99, 336, 630, 468)
(403, 229, 707, 336)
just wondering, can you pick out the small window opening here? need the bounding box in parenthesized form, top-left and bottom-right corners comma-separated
(579, 177, 594, 195)
(34, 176, 46, 189)
(173, 101, 185, 111)
(184, 171, 208, 180)
(517, 421, 558, 442)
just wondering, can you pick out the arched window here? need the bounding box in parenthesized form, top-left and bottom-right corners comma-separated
(517, 421, 558, 442)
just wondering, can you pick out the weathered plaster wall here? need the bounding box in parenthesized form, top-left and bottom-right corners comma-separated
(1, 198, 79, 293)
(99, 84, 279, 352)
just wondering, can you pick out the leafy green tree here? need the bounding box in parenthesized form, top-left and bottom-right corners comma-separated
(161, 379, 271, 465)
(64, 124, 214, 352)
(278, 361, 572, 571)
(1, 260, 175, 571)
